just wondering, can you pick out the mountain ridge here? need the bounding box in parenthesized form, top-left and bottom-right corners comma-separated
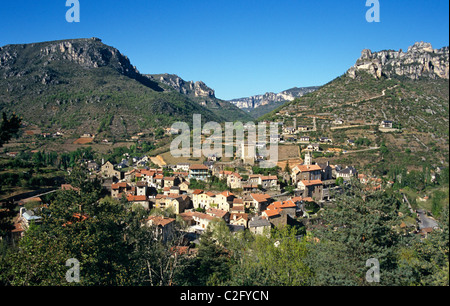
(146, 73, 253, 122)
(259, 42, 449, 172)
(228, 86, 320, 110)
(347, 42, 449, 80)
(0, 38, 245, 138)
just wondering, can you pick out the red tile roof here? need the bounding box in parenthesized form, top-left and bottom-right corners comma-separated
(207, 208, 229, 218)
(192, 212, 216, 221)
(293, 165, 322, 173)
(230, 213, 249, 221)
(261, 175, 278, 180)
(219, 191, 234, 197)
(299, 180, 323, 186)
(250, 193, 272, 203)
(292, 196, 314, 202)
(111, 182, 129, 189)
(281, 200, 296, 208)
(127, 195, 148, 202)
(264, 209, 281, 218)
(146, 215, 175, 227)
(233, 198, 244, 204)
(190, 164, 209, 170)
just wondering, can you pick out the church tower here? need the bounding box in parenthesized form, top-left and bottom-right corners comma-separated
(304, 151, 312, 166)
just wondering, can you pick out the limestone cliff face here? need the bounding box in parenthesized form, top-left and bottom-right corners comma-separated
(148, 73, 215, 98)
(193, 81, 215, 98)
(229, 87, 319, 109)
(39, 38, 140, 77)
(347, 42, 449, 80)
(0, 37, 160, 89)
(145, 73, 253, 121)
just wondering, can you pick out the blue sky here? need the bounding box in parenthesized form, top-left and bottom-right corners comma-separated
(1, 0, 448, 100)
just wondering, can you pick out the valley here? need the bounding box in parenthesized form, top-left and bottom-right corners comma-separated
(0, 39, 448, 288)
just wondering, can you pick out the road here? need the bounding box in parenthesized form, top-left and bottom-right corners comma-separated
(416, 209, 439, 230)
(341, 147, 380, 154)
(15, 189, 58, 204)
(343, 84, 399, 106)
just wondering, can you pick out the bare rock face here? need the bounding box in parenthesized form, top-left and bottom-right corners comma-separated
(42, 38, 138, 75)
(148, 73, 216, 98)
(348, 42, 449, 80)
(228, 87, 319, 110)
(194, 81, 215, 98)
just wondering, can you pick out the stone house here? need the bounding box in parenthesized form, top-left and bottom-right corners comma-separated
(179, 181, 190, 193)
(192, 212, 217, 230)
(227, 172, 242, 189)
(111, 182, 131, 199)
(206, 207, 230, 223)
(127, 194, 150, 210)
(336, 166, 358, 181)
(250, 193, 272, 213)
(248, 216, 271, 236)
(291, 164, 322, 185)
(164, 177, 180, 189)
(380, 120, 393, 128)
(192, 190, 216, 210)
(298, 180, 324, 201)
(229, 213, 249, 228)
(317, 161, 333, 181)
(136, 181, 148, 196)
(214, 191, 235, 211)
(101, 161, 122, 180)
(189, 164, 210, 181)
(145, 215, 176, 242)
(260, 175, 279, 190)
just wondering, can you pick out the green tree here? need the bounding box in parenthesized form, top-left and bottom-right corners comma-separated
(306, 181, 409, 285)
(380, 142, 389, 155)
(0, 186, 132, 285)
(397, 205, 449, 285)
(227, 226, 311, 286)
(179, 223, 232, 286)
(0, 112, 21, 148)
(125, 215, 188, 286)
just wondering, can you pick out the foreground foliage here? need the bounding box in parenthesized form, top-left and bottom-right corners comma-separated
(0, 177, 448, 286)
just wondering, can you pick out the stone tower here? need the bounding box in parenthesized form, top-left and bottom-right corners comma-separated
(304, 151, 312, 166)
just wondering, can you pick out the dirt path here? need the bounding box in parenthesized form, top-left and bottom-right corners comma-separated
(344, 84, 399, 106)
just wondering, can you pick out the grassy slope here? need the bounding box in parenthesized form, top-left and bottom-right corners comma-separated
(0, 40, 221, 137)
(260, 72, 449, 173)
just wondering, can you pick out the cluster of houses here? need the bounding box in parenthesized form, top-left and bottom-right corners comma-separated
(85, 149, 361, 241)
(6, 142, 362, 246)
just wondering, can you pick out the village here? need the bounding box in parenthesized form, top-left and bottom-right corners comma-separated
(60, 143, 361, 239)
(7, 117, 402, 242)
(9, 115, 442, 246)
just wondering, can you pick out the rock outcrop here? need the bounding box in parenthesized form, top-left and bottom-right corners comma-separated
(147, 73, 215, 98)
(145, 73, 252, 122)
(39, 38, 140, 78)
(347, 42, 449, 80)
(229, 87, 319, 109)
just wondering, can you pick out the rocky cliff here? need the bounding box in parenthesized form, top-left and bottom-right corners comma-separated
(229, 86, 319, 110)
(347, 42, 449, 80)
(0, 37, 163, 91)
(0, 38, 225, 135)
(147, 73, 215, 98)
(146, 73, 253, 122)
